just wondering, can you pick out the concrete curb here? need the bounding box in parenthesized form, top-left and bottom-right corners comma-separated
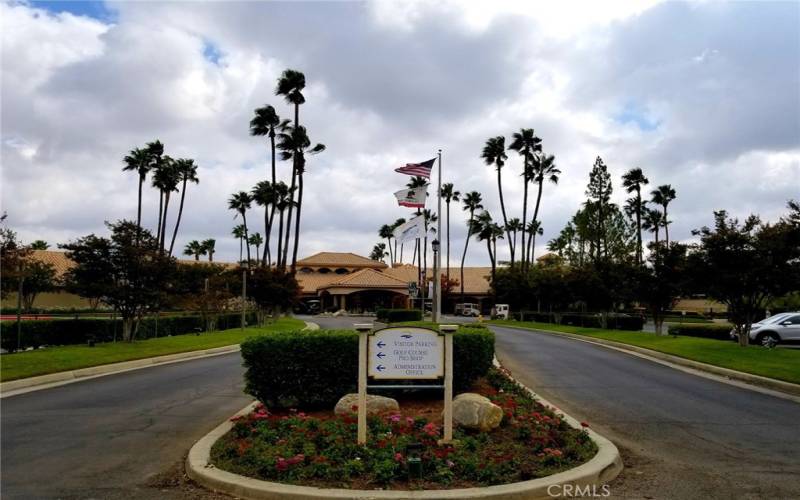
(494, 323, 800, 401)
(0, 321, 319, 398)
(186, 369, 622, 499)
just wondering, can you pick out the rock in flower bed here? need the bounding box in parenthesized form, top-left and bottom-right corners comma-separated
(210, 368, 597, 490)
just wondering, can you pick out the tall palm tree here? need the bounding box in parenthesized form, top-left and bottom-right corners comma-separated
(249, 233, 263, 261)
(183, 240, 206, 261)
(122, 146, 153, 240)
(252, 181, 277, 266)
(440, 183, 460, 281)
(508, 129, 542, 268)
(228, 192, 253, 267)
(529, 152, 559, 264)
(275, 69, 306, 269)
(379, 224, 395, 266)
(168, 158, 199, 257)
(273, 181, 295, 267)
(471, 211, 503, 283)
(232, 225, 246, 262)
(481, 136, 513, 263)
(422, 209, 438, 290)
(622, 168, 649, 264)
(151, 156, 180, 251)
(202, 238, 216, 262)
(392, 218, 406, 263)
(526, 220, 543, 264)
(642, 208, 663, 247)
(460, 191, 483, 301)
(650, 184, 676, 245)
(506, 218, 523, 260)
(277, 125, 325, 272)
(370, 242, 389, 263)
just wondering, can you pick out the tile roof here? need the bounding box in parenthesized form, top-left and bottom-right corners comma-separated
(29, 250, 74, 279)
(383, 264, 491, 295)
(319, 268, 409, 290)
(296, 252, 387, 269)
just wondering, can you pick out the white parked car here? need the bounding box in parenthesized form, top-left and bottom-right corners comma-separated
(731, 312, 800, 346)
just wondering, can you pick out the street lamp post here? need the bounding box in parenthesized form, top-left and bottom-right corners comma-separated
(432, 239, 440, 323)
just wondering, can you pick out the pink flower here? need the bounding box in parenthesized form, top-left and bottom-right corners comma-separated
(389, 414, 401, 423)
(446, 460, 455, 468)
(580, 421, 590, 428)
(422, 422, 439, 437)
(276, 458, 288, 471)
(406, 417, 415, 426)
(394, 452, 404, 462)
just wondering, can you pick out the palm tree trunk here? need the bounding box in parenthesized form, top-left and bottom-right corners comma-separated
(291, 174, 304, 273)
(663, 206, 669, 245)
(283, 172, 296, 269)
(136, 175, 144, 244)
(399, 242, 404, 264)
(264, 207, 272, 267)
(446, 201, 451, 282)
(635, 189, 643, 265)
(530, 180, 544, 263)
(386, 237, 394, 266)
(277, 209, 284, 267)
(168, 179, 188, 257)
(265, 133, 277, 267)
(194, 253, 199, 261)
(487, 239, 495, 283)
(460, 211, 474, 302)
(161, 192, 171, 252)
(156, 191, 163, 246)
(497, 169, 513, 265)
(521, 176, 529, 269)
(239, 236, 243, 262)
(242, 213, 251, 268)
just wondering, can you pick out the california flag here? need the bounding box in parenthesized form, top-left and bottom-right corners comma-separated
(393, 215, 426, 243)
(394, 186, 427, 208)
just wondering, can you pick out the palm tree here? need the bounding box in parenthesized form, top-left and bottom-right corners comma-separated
(249, 233, 263, 261)
(506, 218, 523, 261)
(277, 125, 325, 272)
(406, 176, 428, 282)
(151, 156, 180, 251)
(122, 145, 154, 240)
(471, 211, 503, 283)
(422, 209, 438, 290)
(232, 225, 246, 262)
(481, 136, 513, 264)
(651, 184, 676, 245)
(202, 238, 216, 262)
(275, 69, 306, 269)
(168, 158, 199, 257)
(370, 242, 389, 262)
(508, 129, 542, 268)
(529, 152, 559, 264)
(252, 181, 277, 266)
(379, 224, 395, 266)
(273, 181, 294, 268)
(622, 168, 649, 264)
(526, 220, 543, 263)
(460, 191, 483, 300)
(440, 183, 460, 281)
(392, 218, 406, 263)
(183, 240, 206, 261)
(228, 191, 253, 267)
(642, 207, 663, 247)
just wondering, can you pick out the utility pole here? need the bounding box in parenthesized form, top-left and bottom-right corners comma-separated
(433, 149, 443, 323)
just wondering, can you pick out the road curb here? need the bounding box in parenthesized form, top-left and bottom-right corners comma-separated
(185, 369, 622, 499)
(494, 323, 800, 400)
(0, 321, 319, 398)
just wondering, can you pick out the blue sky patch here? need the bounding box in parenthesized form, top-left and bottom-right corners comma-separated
(613, 101, 661, 131)
(30, 0, 115, 22)
(203, 40, 223, 65)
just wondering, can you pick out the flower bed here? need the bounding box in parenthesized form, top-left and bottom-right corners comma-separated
(210, 368, 597, 490)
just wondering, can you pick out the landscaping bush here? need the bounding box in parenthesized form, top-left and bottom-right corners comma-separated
(667, 323, 732, 340)
(606, 314, 645, 331)
(0, 312, 258, 351)
(375, 308, 422, 323)
(510, 311, 642, 331)
(241, 326, 495, 410)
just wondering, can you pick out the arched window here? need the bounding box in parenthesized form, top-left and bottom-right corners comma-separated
(299, 267, 313, 274)
(335, 268, 349, 274)
(318, 267, 332, 274)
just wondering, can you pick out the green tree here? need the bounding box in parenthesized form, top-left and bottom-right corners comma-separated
(183, 240, 206, 261)
(202, 238, 216, 262)
(252, 181, 277, 266)
(277, 125, 325, 272)
(528, 152, 559, 263)
(642, 207, 664, 248)
(273, 181, 295, 267)
(392, 218, 406, 264)
(379, 224, 395, 266)
(471, 211, 503, 283)
(482, 136, 514, 264)
(29, 240, 49, 250)
(508, 129, 542, 268)
(229, 192, 253, 268)
(460, 191, 483, 300)
(168, 158, 199, 257)
(525, 219, 543, 264)
(585, 156, 613, 260)
(505, 217, 523, 266)
(249, 232, 264, 261)
(247, 267, 300, 318)
(440, 182, 460, 281)
(151, 155, 180, 251)
(232, 224, 247, 262)
(622, 168, 649, 265)
(370, 242, 388, 262)
(651, 184, 677, 245)
(122, 144, 156, 241)
(17, 260, 57, 311)
(639, 243, 688, 335)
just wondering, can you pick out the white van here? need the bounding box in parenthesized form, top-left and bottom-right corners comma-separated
(455, 303, 480, 317)
(492, 304, 510, 320)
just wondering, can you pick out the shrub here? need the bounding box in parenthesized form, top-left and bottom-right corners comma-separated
(241, 326, 495, 410)
(667, 323, 732, 340)
(375, 309, 422, 323)
(0, 312, 258, 351)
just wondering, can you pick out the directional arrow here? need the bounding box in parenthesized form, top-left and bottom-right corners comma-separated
(376, 352, 386, 359)
(376, 365, 386, 372)
(377, 341, 386, 348)
(401, 334, 413, 339)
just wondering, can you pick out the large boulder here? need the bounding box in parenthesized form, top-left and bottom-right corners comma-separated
(334, 393, 399, 416)
(450, 393, 503, 432)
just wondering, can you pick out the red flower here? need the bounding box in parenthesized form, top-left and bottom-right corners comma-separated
(580, 421, 590, 428)
(394, 452, 404, 462)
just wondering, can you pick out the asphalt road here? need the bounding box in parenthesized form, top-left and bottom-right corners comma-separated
(492, 324, 800, 499)
(2, 317, 798, 499)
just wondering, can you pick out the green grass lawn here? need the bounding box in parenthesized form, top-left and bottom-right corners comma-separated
(0, 318, 305, 382)
(490, 320, 800, 385)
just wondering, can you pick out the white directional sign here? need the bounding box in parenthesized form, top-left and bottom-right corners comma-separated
(368, 327, 444, 379)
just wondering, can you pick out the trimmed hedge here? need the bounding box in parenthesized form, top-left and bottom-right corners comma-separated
(0, 312, 258, 351)
(514, 311, 644, 331)
(241, 326, 495, 409)
(375, 308, 423, 323)
(667, 323, 732, 340)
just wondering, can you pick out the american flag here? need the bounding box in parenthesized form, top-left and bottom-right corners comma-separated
(394, 158, 435, 178)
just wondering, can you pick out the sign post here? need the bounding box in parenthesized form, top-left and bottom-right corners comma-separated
(355, 324, 457, 445)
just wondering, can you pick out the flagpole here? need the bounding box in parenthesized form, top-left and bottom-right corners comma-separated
(433, 149, 442, 323)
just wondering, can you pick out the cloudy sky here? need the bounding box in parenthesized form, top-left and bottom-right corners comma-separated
(2, 0, 799, 266)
